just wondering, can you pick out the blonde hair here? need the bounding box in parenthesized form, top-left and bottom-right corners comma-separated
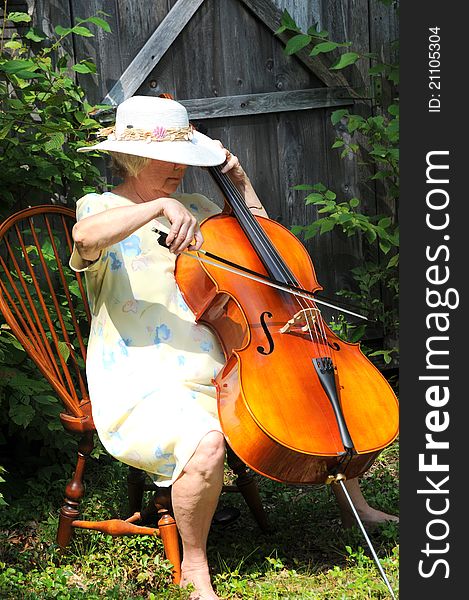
(109, 152, 150, 178)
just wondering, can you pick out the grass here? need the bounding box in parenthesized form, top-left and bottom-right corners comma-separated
(0, 441, 399, 599)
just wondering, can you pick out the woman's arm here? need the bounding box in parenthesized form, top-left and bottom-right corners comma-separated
(72, 197, 202, 261)
(218, 146, 269, 218)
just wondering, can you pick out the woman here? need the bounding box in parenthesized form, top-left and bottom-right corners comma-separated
(71, 96, 397, 600)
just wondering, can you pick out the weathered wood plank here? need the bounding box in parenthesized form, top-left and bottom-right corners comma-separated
(66, 0, 122, 106)
(102, 0, 206, 105)
(368, 0, 399, 111)
(175, 87, 353, 119)
(238, 0, 352, 91)
(318, 0, 370, 92)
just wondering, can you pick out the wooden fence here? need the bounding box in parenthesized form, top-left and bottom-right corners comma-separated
(11, 0, 398, 341)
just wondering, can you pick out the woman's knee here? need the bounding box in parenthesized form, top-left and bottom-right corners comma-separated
(191, 431, 225, 474)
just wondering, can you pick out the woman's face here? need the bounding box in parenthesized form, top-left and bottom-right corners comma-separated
(137, 159, 187, 196)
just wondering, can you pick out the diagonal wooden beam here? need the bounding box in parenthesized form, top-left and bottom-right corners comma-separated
(238, 0, 353, 92)
(102, 0, 206, 106)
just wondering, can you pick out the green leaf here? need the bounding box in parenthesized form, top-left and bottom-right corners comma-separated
(337, 213, 353, 223)
(324, 190, 337, 200)
(0, 122, 14, 139)
(312, 183, 327, 192)
(4, 40, 23, 50)
(25, 28, 47, 42)
(7, 12, 31, 23)
(310, 41, 340, 56)
(319, 220, 336, 234)
(331, 140, 344, 149)
(331, 109, 348, 126)
(13, 70, 44, 80)
(54, 25, 72, 36)
(347, 115, 364, 133)
(275, 9, 300, 35)
(379, 240, 392, 254)
(387, 254, 399, 268)
(378, 217, 392, 228)
(368, 63, 387, 75)
(71, 25, 95, 37)
(86, 16, 112, 32)
(44, 132, 66, 152)
(72, 62, 95, 74)
(349, 324, 367, 343)
(0, 59, 36, 74)
(9, 403, 35, 427)
(57, 341, 70, 363)
(293, 184, 315, 190)
(285, 34, 311, 55)
(331, 52, 360, 70)
(349, 198, 360, 208)
(305, 193, 325, 204)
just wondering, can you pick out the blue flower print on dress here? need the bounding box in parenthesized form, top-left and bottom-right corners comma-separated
(109, 252, 122, 271)
(106, 430, 124, 455)
(118, 338, 130, 356)
(176, 289, 190, 312)
(177, 355, 186, 367)
(158, 461, 176, 477)
(154, 444, 174, 462)
(120, 234, 141, 257)
(154, 324, 171, 345)
(189, 203, 199, 213)
(200, 339, 214, 353)
(102, 349, 116, 370)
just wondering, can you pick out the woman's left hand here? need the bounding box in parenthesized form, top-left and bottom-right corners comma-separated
(214, 141, 268, 217)
(214, 142, 249, 189)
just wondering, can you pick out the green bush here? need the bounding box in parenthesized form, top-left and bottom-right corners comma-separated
(0, 9, 108, 214)
(0, 8, 109, 503)
(277, 9, 399, 362)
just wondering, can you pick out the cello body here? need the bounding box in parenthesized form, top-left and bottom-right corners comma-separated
(176, 211, 399, 485)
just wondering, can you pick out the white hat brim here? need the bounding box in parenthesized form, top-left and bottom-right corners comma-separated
(77, 130, 226, 167)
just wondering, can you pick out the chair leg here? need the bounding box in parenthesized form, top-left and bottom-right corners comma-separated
(226, 445, 270, 532)
(127, 466, 146, 516)
(57, 431, 94, 548)
(154, 487, 181, 585)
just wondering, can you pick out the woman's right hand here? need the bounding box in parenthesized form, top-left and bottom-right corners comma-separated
(159, 197, 203, 254)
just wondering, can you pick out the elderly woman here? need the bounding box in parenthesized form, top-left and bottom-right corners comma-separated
(71, 96, 397, 599)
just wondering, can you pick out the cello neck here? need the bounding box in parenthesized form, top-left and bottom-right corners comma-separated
(207, 164, 298, 286)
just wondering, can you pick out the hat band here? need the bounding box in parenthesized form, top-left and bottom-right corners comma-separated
(97, 124, 194, 144)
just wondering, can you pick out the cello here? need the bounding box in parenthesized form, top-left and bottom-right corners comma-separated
(156, 153, 399, 597)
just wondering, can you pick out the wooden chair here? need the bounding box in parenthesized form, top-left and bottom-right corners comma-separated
(0, 204, 268, 584)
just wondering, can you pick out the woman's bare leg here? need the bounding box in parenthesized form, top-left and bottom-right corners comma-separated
(172, 431, 225, 599)
(332, 477, 399, 529)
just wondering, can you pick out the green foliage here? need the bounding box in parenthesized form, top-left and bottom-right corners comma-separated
(278, 9, 399, 359)
(0, 447, 399, 598)
(0, 8, 111, 503)
(0, 9, 108, 214)
(275, 8, 399, 83)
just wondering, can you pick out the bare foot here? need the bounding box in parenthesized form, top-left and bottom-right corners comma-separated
(180, 564, 220, 600)
(341, 506, 399, 529)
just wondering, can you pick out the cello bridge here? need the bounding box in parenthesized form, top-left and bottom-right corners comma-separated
(279, 307, 320, 334)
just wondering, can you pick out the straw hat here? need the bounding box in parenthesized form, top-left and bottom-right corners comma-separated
(78, 96, 226, 167)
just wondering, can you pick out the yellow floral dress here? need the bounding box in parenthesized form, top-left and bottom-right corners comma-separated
(70, 191, 225, 486)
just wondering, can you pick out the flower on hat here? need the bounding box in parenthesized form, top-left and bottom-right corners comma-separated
(152, 126, 167, 140)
